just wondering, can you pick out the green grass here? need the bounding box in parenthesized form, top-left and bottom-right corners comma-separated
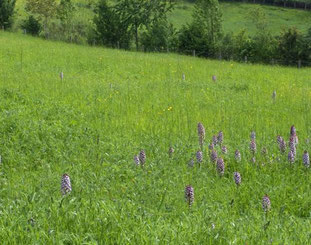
(169, 2, 311, 34)
(14, 0, 311, 35)
(0, 32, 311, 243)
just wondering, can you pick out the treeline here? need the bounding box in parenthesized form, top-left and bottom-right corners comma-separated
(1, 0, 311, 67)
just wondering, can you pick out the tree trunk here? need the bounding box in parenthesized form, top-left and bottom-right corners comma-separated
(135, 24, 138, 51)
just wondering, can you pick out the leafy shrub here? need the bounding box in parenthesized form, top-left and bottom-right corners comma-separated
(141, 20, 177, 52)
(0, 0, 16, 29)
(21, 15, 41, 36)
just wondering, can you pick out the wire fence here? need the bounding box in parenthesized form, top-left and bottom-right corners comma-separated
(220, 0, 311, 10)
(178, 49, 311, 68)
(3, 28, 311, 68)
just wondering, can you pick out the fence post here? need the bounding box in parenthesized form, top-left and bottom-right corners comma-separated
(244, 56, 248, 63)
(193, 50, 196, 57)
(298, 60, 301, 69)
(23, 29, 27, 35)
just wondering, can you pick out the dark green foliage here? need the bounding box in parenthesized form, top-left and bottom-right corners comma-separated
(56, 0, 76, 41)
(94, 0, 131, 49)
(141, 20, 177, 52)
(277, 27, 308, 66)
(21, 15, 41, 36)
(0, 0, 16, 29)
(194, 0, 222, 44)
(220, 32, 234, 60)
(232, 30, 254, 61)
(57, 0, 75, 22)
(115, 0, 174, 50)
(177, 0, 223, 57)
(178, 22, 210, 56)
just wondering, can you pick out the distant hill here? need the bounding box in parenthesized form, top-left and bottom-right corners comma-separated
(14, 0, 311, 35)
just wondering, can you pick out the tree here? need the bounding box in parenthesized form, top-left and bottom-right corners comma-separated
(249, 7, 276, 63)
(115, 0, 174, 50)
(141, 19, 176, 52)
(193, 0, 223, 56)
(21, 15, 41, 35)
(25, 0, 57, 36)
(0, 0, 16, 29)
(178, 21, 209, 56)
(232, 29, 254, 61)
(57, 0, 75, 23)
(57, 0, 76, 40)
(94, 0, 131, 49)
(277, 27, 308, 66)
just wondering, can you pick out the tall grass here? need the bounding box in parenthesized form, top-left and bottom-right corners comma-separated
(0, 32, 310, 243)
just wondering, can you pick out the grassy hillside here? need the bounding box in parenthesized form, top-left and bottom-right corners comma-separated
(0, 32, 311, 243)
(170, 2, 311, 34)
(14, 0, 311, 35)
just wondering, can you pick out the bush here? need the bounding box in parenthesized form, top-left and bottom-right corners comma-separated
(141, 20, 177, 52)
(44, 17, 90, 44)
(178, 22, 210, 57)
(232, 29, 255, 62)
(0, 0, 16, 29)
(277, 27, 309, 66)
(220, 32, 234, 60)
(93, 0, 131, 49)
(21, 15, 41, 36)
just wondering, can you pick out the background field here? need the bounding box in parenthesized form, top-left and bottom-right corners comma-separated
(0, 32, 311, 243)
(14, 0, 311, 35)
(170, 1, 311, 34)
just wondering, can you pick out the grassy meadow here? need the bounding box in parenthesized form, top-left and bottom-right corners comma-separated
(170, 2, 311, 34)
(0, 32, 311, 243)
(14, 0, 311, 35)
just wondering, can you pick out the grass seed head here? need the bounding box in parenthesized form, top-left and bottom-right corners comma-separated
(185, 185, 194, 207)
(288, 150, 295, 163)
(234, 172, 241, 185)
(168, 147, 174, 158)
(197, 122, 206, 147)
(212, 135, 218, 146)
(134, 155, 140, 165)
(188, 158, 194, 167)
(61, 173, 72, 196)
(277, 135, 283, 144)
(262, 195, 271, 212)
(279, 138, 286, 153)
(250, 131, 256, 140)
(139, 150, 146, 165)
(250, 140, 257, 154)
(290, 125, 296, 136)
(217, 131, 223, 145)
(289, 137, 296, 157)
(261, 147, 268, 156)
(196, 150, 203, 163)
(221, 145, 228, 154)
(235, 150, 241, 162)
(210, 149, 218, 163)
(303, 151, 310, 168)
(216, 157, 225, 176)
(251, 156, 256, 163)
